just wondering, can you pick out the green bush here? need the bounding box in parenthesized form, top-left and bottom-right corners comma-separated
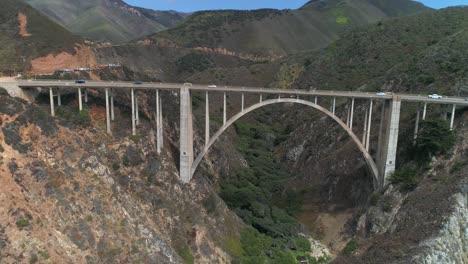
(413, 119, 455, 163)
(450, 160, 465, 174)
(16, 219, 30, 229)
(176, 244, 194, 264)
(342, 240, 359, 255)
(390, 168, 418, 191)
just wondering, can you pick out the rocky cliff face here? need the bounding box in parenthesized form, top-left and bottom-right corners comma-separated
(0, 88, 243, 263)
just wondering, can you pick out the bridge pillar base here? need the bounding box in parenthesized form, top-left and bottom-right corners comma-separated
(180, 87, 193, 183)
(377, 96, 401, 189)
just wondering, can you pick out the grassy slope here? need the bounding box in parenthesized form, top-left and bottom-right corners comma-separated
(0, 0, 81, 73)
(152, 0, 430, 57)
(25, 0, 187, 43)
(292, 7, 468, 95)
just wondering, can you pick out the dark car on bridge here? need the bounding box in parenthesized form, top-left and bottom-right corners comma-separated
(75, 80, 86, 84)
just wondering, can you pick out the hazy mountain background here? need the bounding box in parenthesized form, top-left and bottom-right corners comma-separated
(24, 0, 189, 43)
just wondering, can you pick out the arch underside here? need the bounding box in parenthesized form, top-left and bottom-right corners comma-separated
(191, 98, 379, 186)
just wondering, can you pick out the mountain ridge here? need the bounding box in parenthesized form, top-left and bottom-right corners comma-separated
(151, 0, 431, 57)
(24, 0, 188, 43)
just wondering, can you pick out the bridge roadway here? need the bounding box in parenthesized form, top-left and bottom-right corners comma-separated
(12, 80, 468, 105)
(4, 79, 466, 189)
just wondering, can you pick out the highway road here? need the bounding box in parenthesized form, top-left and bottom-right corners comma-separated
(4, 80, 468, 106)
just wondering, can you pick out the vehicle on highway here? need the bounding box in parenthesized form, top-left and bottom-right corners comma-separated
(428, 94, 443, 99)
(376, 92, 386, 96)
(134, 81, 143, 85)
(208, 85, 217, 88)
(75, 80, 86, 84)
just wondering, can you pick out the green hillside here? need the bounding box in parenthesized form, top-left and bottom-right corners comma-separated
(25, 0, 188, 43)
(291, 7, 468, 96)
(151, 0, 430, 57)
(0, 0, 81, 74)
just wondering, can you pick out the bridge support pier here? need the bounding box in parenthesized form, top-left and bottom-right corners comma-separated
(135, 92, 140, 126)
(422, 102, 427, 120)
(366, 100, 373, 152)
(450, 104, 456, 130)
(156, 90, 163, 154)
(84, 89, 88, 103)
(78, 88, 83, 111)
(49, 88, 55, 117)
(180, 87, 194, 183)
(110, 89, 115, 121)
(205, 92, 210, 148)
(350, 98, 355, 130)
(223, 92, 227, 125)
(241, 93, 245, 112)
(377, 96, 401, 189)
(413, 107, 420, 145)
(363, 108, 368, 148)
(57, 91, 61, 106)
(332, 97, 336, 114)
(131, 89, 136, 136)
(105, 88, 111, 135)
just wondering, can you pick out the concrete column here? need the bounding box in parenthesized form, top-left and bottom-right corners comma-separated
(260, 94, 263, 103)
(110, 89, 115, 121)
(158, 95, 163, 152)
(377, 96, 402, 188)
(346, 103, 351, 127)
(57, 91, 62, 106)
(156, 90, 161, 154)
(131, 89, 136, 136)
(49, 88, 55, 117)
(78, 88, 82, 111)
(450, 104, 456, 130)
(413, 108, 420, 145)
(84, 89, 88, 103)
(135, 92, 140, 126)
(241, 93, 245, 112)
(362, 108, 368, 147)
(180, 87, 194, 183)
(350, 98, 355, 130)
(223, 92, 227, 125)
(314, 96, 318, 105)
(332, 97, 336, 114)
(205, 91, 210, 146)
(366, 99, 373, 152)
(442, 105, 448, 120)
(105, 88, 111, 135)
(422, 102, 427, 120)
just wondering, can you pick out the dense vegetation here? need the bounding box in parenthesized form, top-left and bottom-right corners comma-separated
(217, 110, 324, 263)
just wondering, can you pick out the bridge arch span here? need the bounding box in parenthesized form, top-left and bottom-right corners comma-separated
(191, 98, 379, 184)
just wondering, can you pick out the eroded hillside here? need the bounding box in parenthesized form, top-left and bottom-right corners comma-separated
(0, 88, 244, 263)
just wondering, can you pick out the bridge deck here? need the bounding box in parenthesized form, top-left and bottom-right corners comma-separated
(9, 80, 468, 105)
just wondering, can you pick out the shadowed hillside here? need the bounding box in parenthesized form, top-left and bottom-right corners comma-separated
(151, 0, 430, 57)
(25, 0, 189, 43)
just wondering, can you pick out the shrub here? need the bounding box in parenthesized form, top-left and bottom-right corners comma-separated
(390, 168, 418, 191)
(382, 195, 395, 212)
(450, 160, 465, 174)
(16, 219, 30, 229)
(413, 119, 455, 163)
(342, 240, 359, 255)
(369, 192, 380, 206)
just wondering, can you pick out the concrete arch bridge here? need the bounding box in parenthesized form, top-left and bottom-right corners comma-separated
(11, 80, 468, 190)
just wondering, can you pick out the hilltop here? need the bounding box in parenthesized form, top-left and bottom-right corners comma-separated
(25, 0, 189, 43)
(0, 0, 83, 74)
(150, 0, 430, 57)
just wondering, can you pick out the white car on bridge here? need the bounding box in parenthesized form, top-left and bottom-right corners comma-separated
(428, 94, 443, 99)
